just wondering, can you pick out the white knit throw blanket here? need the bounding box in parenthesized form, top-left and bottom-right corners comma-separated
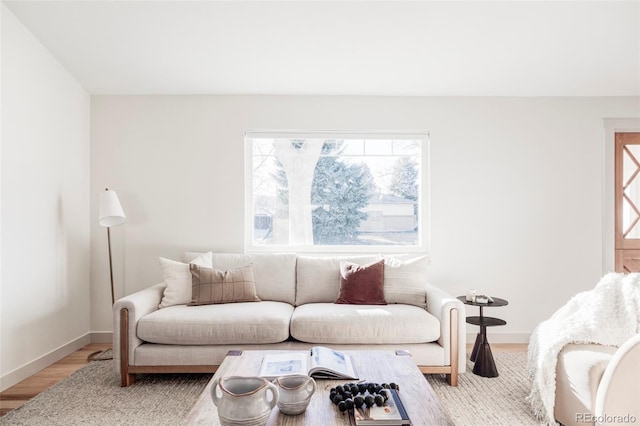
(526, 272, 640, 425)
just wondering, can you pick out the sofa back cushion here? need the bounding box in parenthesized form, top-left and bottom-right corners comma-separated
(295, 255, 378, 305)
(183, 252, 296, 305)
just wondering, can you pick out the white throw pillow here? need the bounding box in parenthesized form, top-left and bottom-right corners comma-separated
(382, 255, 430, 308)
(158, 252, 213, 308)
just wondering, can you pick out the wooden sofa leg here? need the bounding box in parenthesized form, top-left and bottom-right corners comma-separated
(120, 308, 136, 387)
(121, 371, 135, 387)
(446, 308, 459, 387)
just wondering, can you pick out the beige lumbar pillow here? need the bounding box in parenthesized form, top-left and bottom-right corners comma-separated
(382, 255, 430, 308)
(158, 252, 212, 308)
(188, 264, 260, 306)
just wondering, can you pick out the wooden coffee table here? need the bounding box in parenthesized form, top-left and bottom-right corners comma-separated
(184, 350, 453, 425)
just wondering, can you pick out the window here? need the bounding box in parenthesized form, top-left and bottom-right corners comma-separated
(245, 131, 429, 253)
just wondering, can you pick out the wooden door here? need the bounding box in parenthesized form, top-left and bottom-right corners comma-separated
(615, 132, 640, 272)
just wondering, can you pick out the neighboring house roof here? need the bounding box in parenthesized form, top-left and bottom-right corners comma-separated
(253, 193, 416, 216)
(367, 193, 416, 205)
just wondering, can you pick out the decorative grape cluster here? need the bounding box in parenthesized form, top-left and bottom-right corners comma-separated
(329, 382, 400, 413)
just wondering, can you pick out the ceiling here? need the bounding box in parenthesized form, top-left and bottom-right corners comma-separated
(4, 0, 640, 96)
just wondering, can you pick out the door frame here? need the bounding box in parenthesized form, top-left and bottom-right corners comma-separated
(604, 118, 640, 273)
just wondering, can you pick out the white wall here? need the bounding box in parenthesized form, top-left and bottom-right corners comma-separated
(1, 5, 90, 390)
(90, 95, 639, 341)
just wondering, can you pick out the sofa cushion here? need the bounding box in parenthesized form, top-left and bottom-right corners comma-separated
(158, 252, 213, 308)
(290, 303, 440, 344)
(183, 252, 297, 305)
(296, 255, 378, 305)
(381, 255, 429, 309)
(336, 259, 386, 305)
(188, 264, 260, 305)
(138, 301, 294, 345)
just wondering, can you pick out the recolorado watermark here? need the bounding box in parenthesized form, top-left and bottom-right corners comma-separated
(576, 413, 637, 424)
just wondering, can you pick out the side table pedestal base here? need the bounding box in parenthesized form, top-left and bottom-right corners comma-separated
(472, 342, 499, 378)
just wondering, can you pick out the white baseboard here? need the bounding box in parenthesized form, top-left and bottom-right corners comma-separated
(466, 332, 530, 345)
(0, 334, 91, 392)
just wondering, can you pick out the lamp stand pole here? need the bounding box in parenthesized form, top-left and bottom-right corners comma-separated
(88, 226, 116, 361)
(107, 226, 115, 305)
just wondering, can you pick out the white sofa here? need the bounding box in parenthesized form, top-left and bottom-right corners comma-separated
(555, 333, 640, 426)
(113, 253, 465, 387)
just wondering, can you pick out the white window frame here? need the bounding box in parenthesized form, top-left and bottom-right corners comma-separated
(244, 130, 430, 254)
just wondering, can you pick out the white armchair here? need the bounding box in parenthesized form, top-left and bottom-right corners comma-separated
(555, 333, 640, 426)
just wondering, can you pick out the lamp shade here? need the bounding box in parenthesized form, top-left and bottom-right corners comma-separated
(99, 189, 126, 227)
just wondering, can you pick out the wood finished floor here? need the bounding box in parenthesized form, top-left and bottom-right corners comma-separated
(0, 342, 527, 417)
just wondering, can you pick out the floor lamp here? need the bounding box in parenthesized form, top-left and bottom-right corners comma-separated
(89, 188, 126, 361)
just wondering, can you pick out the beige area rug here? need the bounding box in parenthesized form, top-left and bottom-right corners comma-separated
(1, 352, 541, 425)
(426, 352, 543, 425)
(0, 356, 212, 426)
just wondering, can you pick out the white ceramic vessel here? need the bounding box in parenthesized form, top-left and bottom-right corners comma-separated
(211, 376, 279, 426)
(274, 374, 317, 415)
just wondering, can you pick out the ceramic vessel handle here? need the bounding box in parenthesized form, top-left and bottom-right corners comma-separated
(210, 378, 222, 406)
(307, 378, 317, 395)
(265, 381, 279, 409)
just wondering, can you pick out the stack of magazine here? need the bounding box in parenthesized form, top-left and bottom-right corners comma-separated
(350, 388, 411, 426)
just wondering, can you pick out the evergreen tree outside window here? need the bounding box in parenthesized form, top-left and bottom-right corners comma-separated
(245, 131, 428, 253)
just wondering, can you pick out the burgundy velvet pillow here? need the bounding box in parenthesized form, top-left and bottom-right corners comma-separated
(335, 259, 386, 305)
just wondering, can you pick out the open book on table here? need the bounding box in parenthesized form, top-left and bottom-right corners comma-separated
(258, 346, 358, 380)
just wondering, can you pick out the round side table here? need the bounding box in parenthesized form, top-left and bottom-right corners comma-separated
(456, 296, 509, 378)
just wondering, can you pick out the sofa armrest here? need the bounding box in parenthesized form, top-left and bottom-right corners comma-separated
(594, 333, 640, 425)
(425, 283, 466, 374)
(112, 283, 165, 375)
